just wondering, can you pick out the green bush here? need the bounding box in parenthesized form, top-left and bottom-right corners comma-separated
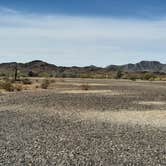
(115, 70, 123, 79)
(0, 73, 6, 77)
(39, 72, 50, 78)
(143, 73, 156, 81)
(128, 75, 137, 81)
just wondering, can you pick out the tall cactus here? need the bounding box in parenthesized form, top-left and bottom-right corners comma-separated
(14, 62, 18, 81)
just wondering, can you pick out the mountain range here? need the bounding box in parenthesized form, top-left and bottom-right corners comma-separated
(0, 60, 166, 77)
(106, 61, 166, 73)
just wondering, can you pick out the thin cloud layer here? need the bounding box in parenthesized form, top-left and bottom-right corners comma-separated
(0, 7, 166, 66)
(0, 6, 18, 14)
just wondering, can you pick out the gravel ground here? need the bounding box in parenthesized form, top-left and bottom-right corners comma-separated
(0, 79, 166, 165)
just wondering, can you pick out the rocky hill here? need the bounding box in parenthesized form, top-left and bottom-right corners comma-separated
(106, 61, 166, 73)
(0, 60, 166, 77)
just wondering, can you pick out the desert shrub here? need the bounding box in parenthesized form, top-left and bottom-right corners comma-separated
(130, 77, 137, 81)
(11, 79, 18, 83)
(115, 69, 123, 79)
(39, 72, 50, 78)
(0, 73, 6, 77)
(66, 73, 79, 78)
(80, 83, 90, 90)
(50, 79, 56, 83)
(80, 74, 91, 78)
(22, 78, 32, 85)
(19, 73, 28, 77)
(35, 85, 39, 89)
(41, 79, 50, 89)
(161, 77, 166, 81)
(143, 73, 156, 81)
(2, 77, 13, 83)
(28, 71, 38, 77)
(128, 75, 137, 81)
(58, 78, 65, 82)
(0, 81, 3, 88)
(0, 81, 15, 92)
(154, 77, 161, 81)
(14, 84, 23, 91)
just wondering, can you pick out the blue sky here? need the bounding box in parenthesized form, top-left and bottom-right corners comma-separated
(1, 0, 166, 18)
(0, 0, 166, 66)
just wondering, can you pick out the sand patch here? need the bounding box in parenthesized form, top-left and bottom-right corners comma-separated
(53, 82, 110, 87)
(57, 90, 128, 95)
(138, 101, 166, 105)
(59, 90, 112, 94)
(79, 110, 166, 128)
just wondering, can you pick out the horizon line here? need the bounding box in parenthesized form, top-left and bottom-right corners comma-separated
(0, 59, 164, 68)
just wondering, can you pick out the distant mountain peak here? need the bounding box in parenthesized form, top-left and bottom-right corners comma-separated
(26, 60, 48, 65)
(138, 60, 162, 65)
(106, 61, 165, 73)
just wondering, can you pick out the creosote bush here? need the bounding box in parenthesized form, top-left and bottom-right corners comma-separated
(41, 79, 50, 89)
(14, 84, 23, 91)
(115, 70, 123, 79)
(0, 80, 24, 92)
(80, 83, 90, 91)
(50, 79, 56, 83)
(143, 73, 156, 81)
(129, 76, 137, 81)
(0, 81, 15, 92)
(22, 78, 32, 85)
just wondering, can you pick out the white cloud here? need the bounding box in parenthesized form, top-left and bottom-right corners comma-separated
(0, 7, 166, 66)
(0, 6, 18, 14)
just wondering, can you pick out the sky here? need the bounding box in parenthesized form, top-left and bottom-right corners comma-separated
(0, 0, 166, 66)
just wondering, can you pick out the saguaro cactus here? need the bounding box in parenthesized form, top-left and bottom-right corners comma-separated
(14, 62, 18, 81)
